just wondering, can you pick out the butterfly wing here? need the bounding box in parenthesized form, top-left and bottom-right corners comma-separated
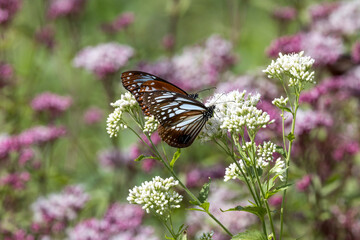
(143, 91, 213, 148)
(121, 71, 192, 116)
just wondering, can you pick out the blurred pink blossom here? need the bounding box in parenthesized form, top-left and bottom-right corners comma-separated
(0, 62, 14, 88)
(18, 148, 35, 166)
(266, 34, 302, 58)
(141, 158, 157, 173)
(186, 164, 225, 188)
(0, 135, 19, 160)
(162, 34, 175, 50)
(31, 92, 72, 118)
(97, 148, 132, 169)
(17, 125, 66, 147)
(296, 175, 312, 192)
(332, 141, 360, 161)
(294, 110, 333, 135)
(35, 26, 56, 50)
(102, 12, 135, 34)
(0, 0, 21, 25)
(47, 0, 86, 19)
(268, 195, 283, 207)
(272, 6, 297, 21)
(309, 2, 339, 21)
(73, 42, 134, 79)
(83, 107, 103, 125)
(31, 185, 89, 227)
(0, 171, 30, 190)
(352, 42, 360, 63)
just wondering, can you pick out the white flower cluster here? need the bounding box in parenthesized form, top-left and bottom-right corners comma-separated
(106, 92, 137, 137)
(272, 96, 289, 109)
(143, 116, 159, 134)
(257, 141, 277, 168)
(263, 51, 315, 87)
(199, 90, 274, 141)
(224, 161, 244, 182)
(127, 176, 183, 219)
(269, 158, 286, 182)
(198, 231, 214, 240)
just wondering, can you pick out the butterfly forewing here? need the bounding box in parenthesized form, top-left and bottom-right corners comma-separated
(143, 91, 214, 148)
(121, 71, 195, 116)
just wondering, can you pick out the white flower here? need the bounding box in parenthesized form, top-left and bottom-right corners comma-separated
(127, 176, 183, 219)
(272, 96, 288, 108)
(269, 158, 286, 182)
(263, 51, 315, 87)
(106, 92, 137, 137)
(257, 141, 277, 168)
(224, 161, 244, 182)
(198, 231, 214, 240)
(143, 115, 159, 134)
(199, 90, 274, 141)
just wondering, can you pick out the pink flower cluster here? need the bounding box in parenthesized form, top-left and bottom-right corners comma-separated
(47, 0, 86, 19)
(31, 92, 73, 118)
(332, 141, 360, 162)
(294, 110, 333, 135)
(101, 12, 135, 34)
(186, 164, 225, 188)
(31, 185, 89, 235)
(0, 62, 13, 88)
(73, 42, 134, 78)
(83, 107, 103, 125)
(67, 203, 159, 240)
(0, 0, 21, 25)
(0, 171, 30, 190)
(1, 229, 34, 240)
(272, 6, 297, 21)
(0, 125, 66, 160)
(140, 35, 235, 91)
(97, 148, 132, 169)
(296, 175, 312, 192)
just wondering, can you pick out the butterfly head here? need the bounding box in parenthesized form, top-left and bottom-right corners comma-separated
(204, 105, 216, 120)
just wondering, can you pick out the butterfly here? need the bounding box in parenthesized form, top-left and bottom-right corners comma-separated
(121, 71, 198, 116)
(142, 90, 215, 148)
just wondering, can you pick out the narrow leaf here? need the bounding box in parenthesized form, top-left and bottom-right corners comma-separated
(221, 205, 267, 219)
(198, 178, 211, 203)
(265, 183, 293, 199)
(286, 132, 295, 142)
(232, 230, 267, 240)
(186, 208, 206, 212)
(170, 148, 181, 168)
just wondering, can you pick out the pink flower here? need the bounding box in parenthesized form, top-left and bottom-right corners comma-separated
(294, 109, 333, 135)
(67, 218, 109, 240)
(18, 148, 35, 166)
(266, 34, 302, 58)
(0, 171, 30, 190)
(352, 42, 360, 63)
(272, 6, 297, 21)
(35, 26, 56, 50)
(162, 34, 175, 51)
(0, 135, 19, 160)
(47, 0, 86, 19)
(141, 158, 157, 172)
(309, 2, 339, 21)
(17, 125, 66, 147)
(31, 92, 72, 118)
(73, 43, 134, 79)
(97, 148, 132, 169)
(101, 12, 135, 34)
(332, 141, 360, 161)
(0, 0, 21, 25)
(83, 107, 103, 125)
(0, 62, 13, 88)
(186, 164, 225, 188)
(296, 175, 312, 192)
(268, 195, 283, 207)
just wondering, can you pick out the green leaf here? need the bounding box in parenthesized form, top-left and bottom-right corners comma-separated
(186, 207, 206, 212)
(275, 146, 286, 158)
(282, 107, 292, 113)
(201, 202, 210, 212)
(265, 183, 293, 199)
(221, 205, 267, 219)
(198, 178, 211, 203)
(286, 132, 295, 142)
(232, 230, 267, 240)
(134, 155, 156, 162)
(170, 148, 181, 168)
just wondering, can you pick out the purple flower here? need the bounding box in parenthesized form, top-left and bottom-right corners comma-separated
(296, 174, 312, 192)
(103, 203, 144, 233)
(1, 229, 34, 240)
(0, 62, 13, 88)
(97, 148, 132, 169)
(294, 109, 333, 135)
(0, 171, 30, 190)
(266, 34, 302, 58)
(352, 42, 360, 63)
(47, 0, 86, 20)
(83, 107, 103, 125)
(31, 92, 72, 118)
(35, 26, 56, 50)
(0, 135, 19, 160)
(272, 6, 297, 21)
(0, 0, 21, 25)
(309, 2, 339, 21)
(31, 185, 89, 225)
(67, 218, 109, 240)
(73, 43, 134, 79)
(17, 125, 66, 147)
(332, 141, 360, 162)
(102, 12, 135, 34)
(18, 148, 35, 166)
(186, 164, 225, 188)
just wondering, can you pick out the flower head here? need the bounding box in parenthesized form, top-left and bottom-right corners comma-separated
(47, 0, 86, 19)
(143, 115, 159, 134)
(83, 107, 103, 125)
(0, 0, 21, 25)
(127, 176, 183, 219)
(272, 96, 288, 109)
(263, 51, 315, 88)
(102, 12, 135, 34)
(272, 7, 297, 21)
(73, 43, 134, 78)
(97, 148, 132, 169)
(106, 92, 137, 137)
(31, 92, 73, 118)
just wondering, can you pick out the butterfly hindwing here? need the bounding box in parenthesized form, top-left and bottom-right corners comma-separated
(143, 91, 214, 148)
(121, 71, 196, 116)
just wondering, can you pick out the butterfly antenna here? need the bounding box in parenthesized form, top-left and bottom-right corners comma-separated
(196, 86, 217, 94)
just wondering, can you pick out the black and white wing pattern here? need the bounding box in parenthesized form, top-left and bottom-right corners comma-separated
(121, 71, 198, 116)
(143, 91, 215, 148)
